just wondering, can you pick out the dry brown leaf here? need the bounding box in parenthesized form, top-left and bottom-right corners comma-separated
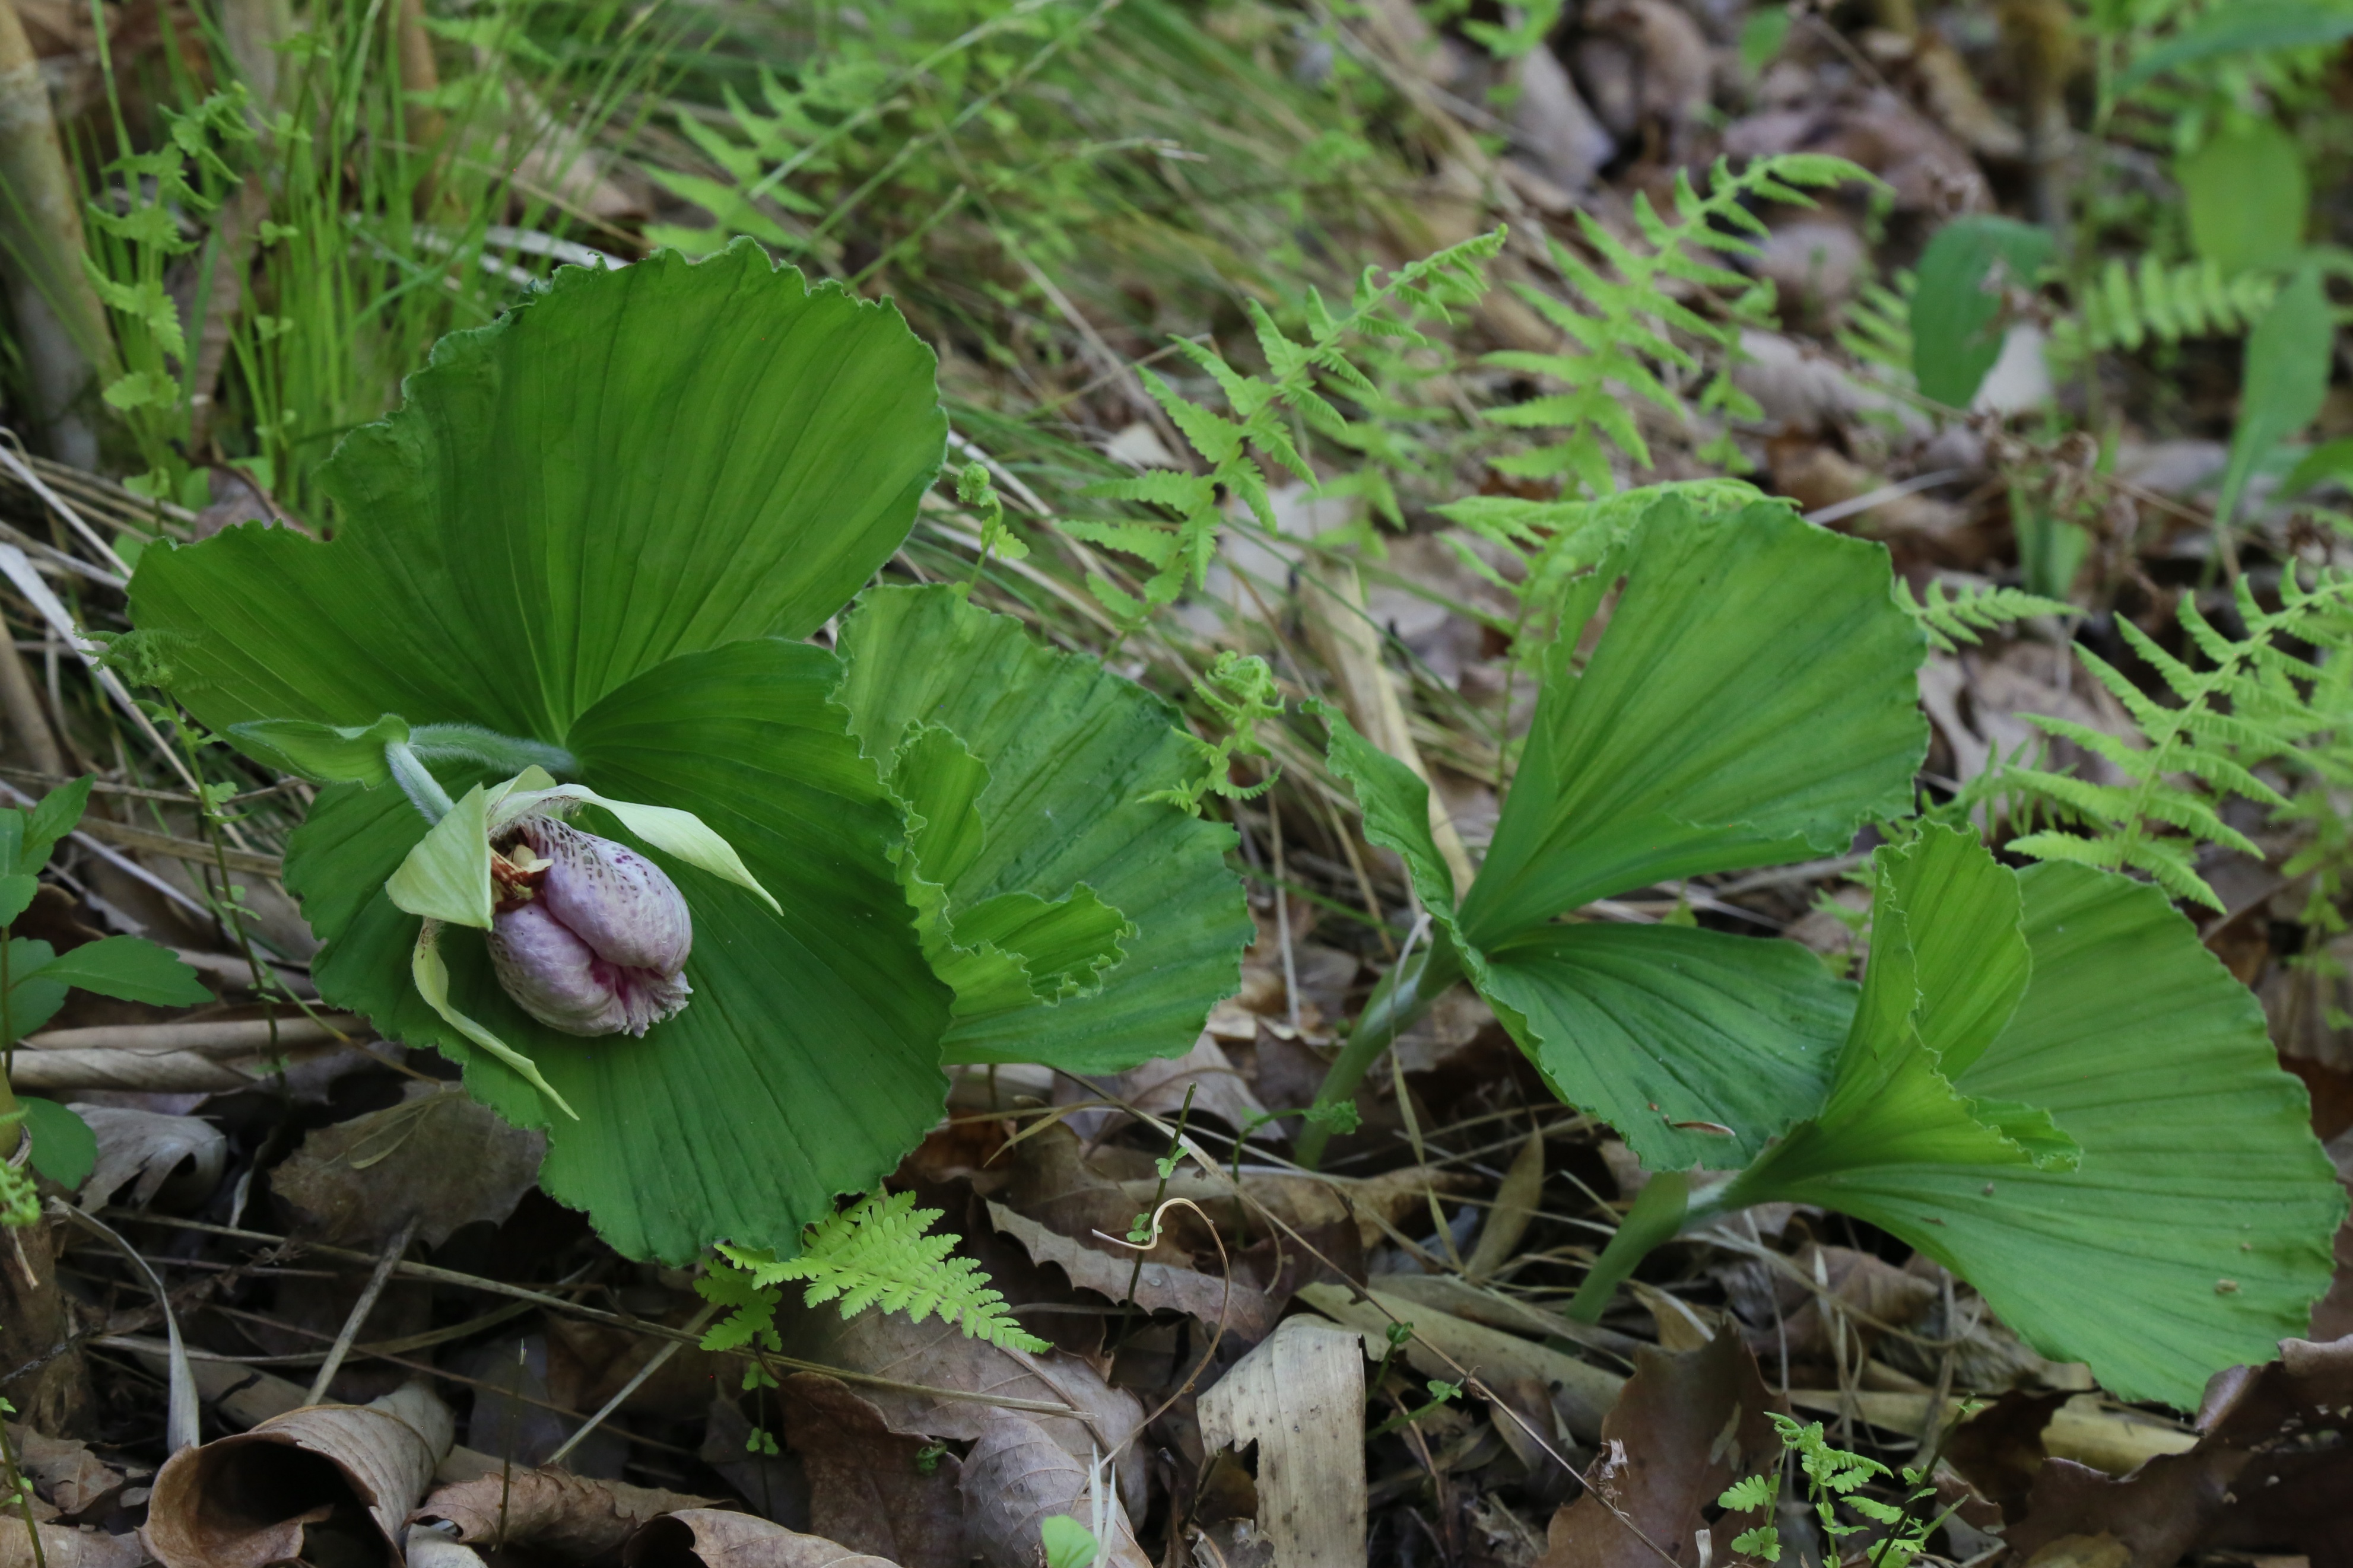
(1510, 44, 1614, 196)
(0, 1524, 148, 1568)
(1119, 1033, 1271, 1142)
(1123, 1164, 1476, 1252)
(986, 1200, 1278, 1339)
(68, 1105, 225, 1212)
(410, 1467, 717, 1557)
(2000, 1332, 2353, 1567)
(1757, 217, 1872, 310)
(5, 1426, 131, 1518)
(1770, 1243, 1940, 1368)
(776, 1375, 966, 1568)
(1196, 1316, 1366, 1568)
(1767, 442, 1971, 548)
(547, 1307, 726, 1424)
(624, 1510, 897, 1568)
(957, 1409, 1150, 1568)
(996, 1123, 1199, 1270)
(1575, 0, 1711, 141)
(779, 1299, 1149, 1522)
(1536, 1331, 1781, 1568)
(272, 1083, 543, 1248)
(1911, 32, 2025, 158)
(1463, 1127, 1543, 1281)
(147, 1382, 453, 1568)
(1295, 1282, 1624, 1440)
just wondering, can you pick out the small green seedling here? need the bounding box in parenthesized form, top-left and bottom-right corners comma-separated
(1718, 1416, 1942, 1568)
(1039, 1515, 1100, 1568)
(0, 776, 211, 1213)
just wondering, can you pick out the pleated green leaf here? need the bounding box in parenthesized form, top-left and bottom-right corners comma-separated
(1719, 839, 2344, 1408)
(1456, 500, 1928, 945)
(1317, 502, 1923, 1169)
(1721, 826, 2065, 1191)
(294, 641, 954, 1264)
(835, 585, 1251, 1072)
(128, 241, 947, 742)
(125, 248, 958, 1261)
(1474, 926, 1855, 1169)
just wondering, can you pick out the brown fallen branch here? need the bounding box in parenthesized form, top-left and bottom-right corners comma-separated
(66, 818, 284, 877)
(7, 1051, 269, 1094)
(20, 1017, 364, 1057)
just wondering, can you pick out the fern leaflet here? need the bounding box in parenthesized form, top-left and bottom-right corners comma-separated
(700, 1191, 1048, 1354)
(1897, 580, 2076, 652)
(1482, 154, 1873, 491)
(1147, 651, 1284, 815)
(1836, 273, 1915, 381)
(1993, 571, 2353, 909)
(1072, 232, 1504, 623)
(1438, 479, 1770, 673)
(2048, 255, 2277, 361)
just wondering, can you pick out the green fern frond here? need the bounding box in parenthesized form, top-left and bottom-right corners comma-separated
(1147, 651, 1284, 815)
(2049, 255, 2277, 361)
(1837, 274, 1914, 379)
(701, 1191, 1049, 1355)
(1897, 579, 2075, 652)
(1482, 154, 1875, 492)
(1995, 570, 2353, 909)
(1437, 479, 1771, 675)
(1072, 231, 1504, 624)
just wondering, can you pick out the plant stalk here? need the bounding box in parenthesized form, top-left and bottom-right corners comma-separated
(0, 0, 120, 467)
(1294, 925, 1463, 1169)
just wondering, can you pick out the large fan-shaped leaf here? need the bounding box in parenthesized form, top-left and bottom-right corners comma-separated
(128, 241, 947, 742)
(126, 248, 960, 1261)
(834, 586, 1250, 1071)
(1722, 826, 2066, 1190)
(1314, 500, 1919, 1169)
(294, 641, 954, 1264)
(1456, 501, 1928, 944)
(1322, 704, 1853, 1169)
(1476, 927, 1854, 1168)
(1717, 838, 2344, 1408)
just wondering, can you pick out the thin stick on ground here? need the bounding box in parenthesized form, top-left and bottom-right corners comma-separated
(304, 1213, 420, 1404)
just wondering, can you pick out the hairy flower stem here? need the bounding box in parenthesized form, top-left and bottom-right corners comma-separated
(386, 741, 455, 823)
(385, 727, 579, 827)
(1294, 928, 1465, 1169)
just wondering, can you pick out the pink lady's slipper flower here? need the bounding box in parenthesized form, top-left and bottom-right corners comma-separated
(488, 818, 694, 1036)
(384, 766, 777, 1119)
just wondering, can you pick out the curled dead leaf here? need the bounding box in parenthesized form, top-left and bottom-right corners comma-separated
(146, 1383, 453, 1568)
(69, 1105, 226, 1213)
